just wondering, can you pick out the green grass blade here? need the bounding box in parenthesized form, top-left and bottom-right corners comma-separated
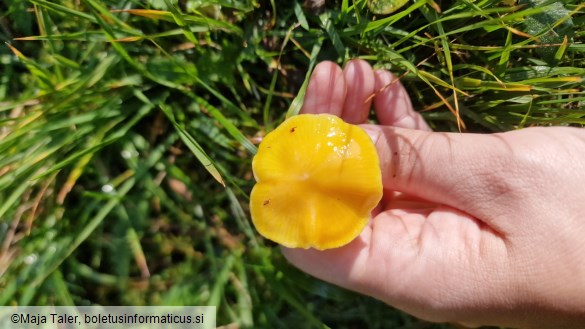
(286, 39, 323, 119)
(159, 104, 225, 187)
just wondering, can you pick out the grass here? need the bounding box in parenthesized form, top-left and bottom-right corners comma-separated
(0, 0, 583, 328)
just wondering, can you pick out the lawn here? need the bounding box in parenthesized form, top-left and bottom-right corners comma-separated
(0, 0, 583, 328)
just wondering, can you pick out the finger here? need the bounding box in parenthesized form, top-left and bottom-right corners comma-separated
(341, 59, 375, 124)
(373, 70, 431, 131)
(301, 61, 346, 116)
(361, 125, 527, 234)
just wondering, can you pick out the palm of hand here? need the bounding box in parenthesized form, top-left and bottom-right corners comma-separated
(283, 61, 585, 328)
(283, 60, 509, 325)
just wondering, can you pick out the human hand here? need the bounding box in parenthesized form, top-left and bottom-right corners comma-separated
(282, 60, 585, 328)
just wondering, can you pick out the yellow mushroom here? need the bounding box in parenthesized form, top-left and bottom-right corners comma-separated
(250, 114, 383, 250)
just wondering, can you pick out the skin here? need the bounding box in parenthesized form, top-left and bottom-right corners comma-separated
(282, 60, 585, 328)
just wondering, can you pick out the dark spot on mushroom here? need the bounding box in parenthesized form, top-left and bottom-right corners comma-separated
(290, 126, 297, 133)
(393, 151, 398, 156)
(263, 199, 270, 206)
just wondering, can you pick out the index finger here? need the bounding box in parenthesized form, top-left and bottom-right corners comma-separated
(301, 61, 346, 116)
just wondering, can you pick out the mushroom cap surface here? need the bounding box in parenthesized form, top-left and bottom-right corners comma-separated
(250, 114, 383, 250)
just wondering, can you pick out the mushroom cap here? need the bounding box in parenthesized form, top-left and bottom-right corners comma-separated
(250, 114, 383, 250)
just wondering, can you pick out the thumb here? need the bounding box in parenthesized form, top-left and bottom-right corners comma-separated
(360, 124, 519, 231)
